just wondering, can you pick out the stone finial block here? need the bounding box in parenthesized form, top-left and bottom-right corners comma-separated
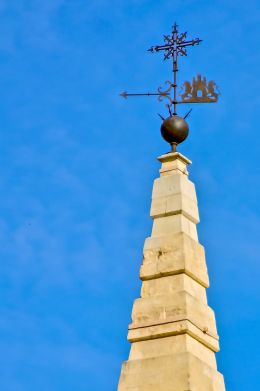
(158, 152, 191, 177)
(140, 232, 209, 288)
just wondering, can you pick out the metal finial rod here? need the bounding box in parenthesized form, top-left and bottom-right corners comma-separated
(172, 23, 178, 115)
(171, 142, 177, 152)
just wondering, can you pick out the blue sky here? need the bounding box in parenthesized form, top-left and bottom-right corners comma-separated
(0, 0, 259, 390)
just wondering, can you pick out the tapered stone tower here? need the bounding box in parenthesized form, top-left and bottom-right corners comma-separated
(118, 22, 226, 391)
(117, 151, 226, 390)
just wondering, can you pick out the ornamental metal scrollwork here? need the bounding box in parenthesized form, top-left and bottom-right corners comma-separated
(157, 80, 173, 103)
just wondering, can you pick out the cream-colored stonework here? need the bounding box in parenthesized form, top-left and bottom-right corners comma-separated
(117, 152, 226, 391)
(141, 233, 209, 287)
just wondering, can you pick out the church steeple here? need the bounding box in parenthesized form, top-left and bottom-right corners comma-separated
(117, 23, 226, 391)
(117, 152, 226, 390)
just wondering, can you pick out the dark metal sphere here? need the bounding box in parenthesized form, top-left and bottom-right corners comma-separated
(161, 115, 189, 145)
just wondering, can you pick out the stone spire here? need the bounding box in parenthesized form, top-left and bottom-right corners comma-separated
(117, 152, 226, 391)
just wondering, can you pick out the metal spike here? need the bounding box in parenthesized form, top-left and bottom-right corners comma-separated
(184, 108, 192, 119)
(158, 113, 165, 121)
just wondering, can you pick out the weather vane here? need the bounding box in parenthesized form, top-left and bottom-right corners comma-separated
(120, 23, 219, 151)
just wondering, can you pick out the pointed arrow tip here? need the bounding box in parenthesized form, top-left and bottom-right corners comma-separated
(120, 91, 127, 99)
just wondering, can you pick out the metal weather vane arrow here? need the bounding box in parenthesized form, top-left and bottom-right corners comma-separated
(120, 91, 170, 99)
(120, 23, 219, 117)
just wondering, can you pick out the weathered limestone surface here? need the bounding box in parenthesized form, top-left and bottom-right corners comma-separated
(117, 152, 226, 391)
(141, 233, 209, 286)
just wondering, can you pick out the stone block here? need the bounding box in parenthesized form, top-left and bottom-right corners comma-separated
(140, 232, 209, 287)
(141, 274, 207, 304)
(151, 214, 198, 241)
(118, 352, 225, 391)
(150, 192, 200, 223)
(127, 319, 219, 352)
(130, 291, 218, 337)
(152, 173, 196, 200)
(158, 152, 191, 177)
(128, 334, 217, 369)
